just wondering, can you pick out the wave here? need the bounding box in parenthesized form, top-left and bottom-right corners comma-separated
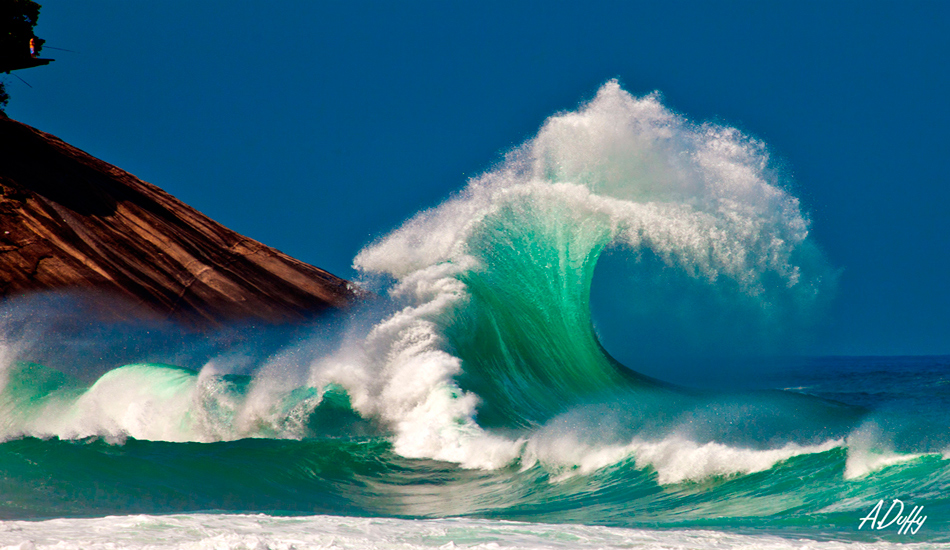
(0, 81, 889, 465)
(0, 82, 946, 536)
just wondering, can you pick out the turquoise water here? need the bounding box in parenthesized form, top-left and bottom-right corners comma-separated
(2, 357, 948, 544)
(1, 82, 946, 546)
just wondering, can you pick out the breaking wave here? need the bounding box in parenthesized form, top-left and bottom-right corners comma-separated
(0, 82, 946, 540)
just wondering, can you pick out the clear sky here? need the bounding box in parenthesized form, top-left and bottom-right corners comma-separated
(5, 1, 949, 356)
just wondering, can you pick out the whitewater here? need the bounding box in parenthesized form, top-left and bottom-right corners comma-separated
(1, 81, 948, 548)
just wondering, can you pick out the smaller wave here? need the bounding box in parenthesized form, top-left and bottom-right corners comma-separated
(523, 432, 842, 484)
(0, 361, 371, 443)
(0, 359, 857, 490)
(1, 357, 938, 493)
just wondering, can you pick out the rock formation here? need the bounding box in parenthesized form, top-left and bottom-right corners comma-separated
(0, 114, 360, 326)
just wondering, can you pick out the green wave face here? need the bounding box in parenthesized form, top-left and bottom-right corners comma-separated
(449, 197, 630, 428)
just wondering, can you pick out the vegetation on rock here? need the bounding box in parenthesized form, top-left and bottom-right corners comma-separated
(0, 0, 45, 113)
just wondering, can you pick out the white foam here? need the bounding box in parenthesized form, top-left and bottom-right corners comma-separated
(523, 429, 842, 484)
(303, 277, 523, 469)
(0, 514, 932, 550)
(627, 437, 842, 485)
(845, 450, 922, 480)
(357, 80, 821, 295)
(0, 362, 320, 444)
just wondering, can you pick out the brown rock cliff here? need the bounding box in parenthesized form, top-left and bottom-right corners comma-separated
(0, 114, 360, 326)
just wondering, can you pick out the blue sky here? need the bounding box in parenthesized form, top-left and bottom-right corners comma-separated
(6, 1, 949, 356)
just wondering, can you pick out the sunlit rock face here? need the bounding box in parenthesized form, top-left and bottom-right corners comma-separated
(0, 115, 359, 326)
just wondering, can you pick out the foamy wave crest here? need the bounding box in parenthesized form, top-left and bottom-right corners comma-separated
(0, 514, 926, 550)
(0, 362, 331, 443)
(302, 281, 523, 468)
(350, 80, 832, 466)
(524, 431, 842, 484)
(358, 79, 823, 295)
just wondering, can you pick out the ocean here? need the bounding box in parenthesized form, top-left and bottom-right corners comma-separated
(1, 82, 947, 549)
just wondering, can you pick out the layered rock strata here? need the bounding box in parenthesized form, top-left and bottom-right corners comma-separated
(0, 115, 359, 326)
